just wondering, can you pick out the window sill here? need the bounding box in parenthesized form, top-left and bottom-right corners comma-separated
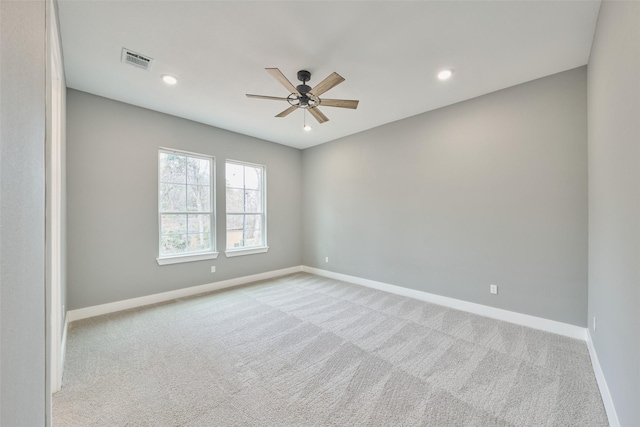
(156, 252, 219, 266)
(225, 246, 269, 258)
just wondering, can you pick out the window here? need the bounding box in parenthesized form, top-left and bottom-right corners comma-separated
(157, 149, 217, 265)
(225, 160, 268, 256)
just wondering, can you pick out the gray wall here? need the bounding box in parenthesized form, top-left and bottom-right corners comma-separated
(587, 1, 640, 425)
(303, 67, 588, 327)
(0, 0, 47, 425)
(66, 89, 303, 310)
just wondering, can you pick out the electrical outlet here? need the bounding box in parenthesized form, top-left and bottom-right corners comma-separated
(490, 284, 498, 295)
(593, 316, 597, 332)
(325, 257, 329, 263)
(211, 266, 216, 273)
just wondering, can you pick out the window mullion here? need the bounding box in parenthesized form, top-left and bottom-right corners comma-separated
(243, 213, 247, 246)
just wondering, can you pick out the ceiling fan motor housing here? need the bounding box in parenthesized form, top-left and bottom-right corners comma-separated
(296, 70, 312, 95)
(297, 85, 312, 95)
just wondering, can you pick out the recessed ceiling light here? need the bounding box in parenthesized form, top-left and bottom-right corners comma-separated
(437, 69, 453, 80)
(161, 74, 178, 85)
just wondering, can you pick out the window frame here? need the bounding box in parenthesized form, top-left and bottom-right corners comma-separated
(156, 147, 218, 265)
(224, 159, 268, 257)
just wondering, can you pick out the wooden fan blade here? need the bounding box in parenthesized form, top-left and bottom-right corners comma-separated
(275, 105, 298, 118)
(309, 72, 345, 97)
(246, 94, 290, 101)
(319, 99, 359, 109)
(308, 107, 329, 124)
(266, 68, 301, 96)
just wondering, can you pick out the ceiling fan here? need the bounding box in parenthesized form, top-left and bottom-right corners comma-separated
(246, 68, 359, 124)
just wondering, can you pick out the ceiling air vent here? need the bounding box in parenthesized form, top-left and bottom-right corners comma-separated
(121, 48, 153, 71)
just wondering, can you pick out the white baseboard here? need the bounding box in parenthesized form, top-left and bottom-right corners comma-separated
(67, 264, 587, 340)
(586, 330, 620, 427)
(66, 266, 303, 323)
(302, 266, 587, 341)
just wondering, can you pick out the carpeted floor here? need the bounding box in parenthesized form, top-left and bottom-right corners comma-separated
(53, 273, 608, 426)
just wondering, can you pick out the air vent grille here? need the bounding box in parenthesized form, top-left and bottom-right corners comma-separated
(121, 48, 153, 71)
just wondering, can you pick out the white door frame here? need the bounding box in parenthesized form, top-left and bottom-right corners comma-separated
(48, 0, 64, 394)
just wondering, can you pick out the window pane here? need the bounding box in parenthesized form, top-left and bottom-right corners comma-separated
(227, 230, 244, 248)
(226, 163, 244, 188)
(244, 190, 262, 213)
(245, 166, 262, 190)
(244, 229, 263, 247)
(187, 214, 210, 233)
(245, 214, 262, 231)
(160, 234, 187, 255)
(186, 157, 210, 185)
(188, 233, 210, 252)
(187, 185, 210, 212)
(227, 214, 244, 231)
(160, 153, 186, 184)
(160, 183, 186, 212)
(226, 188, 244, 213)
(161, 214, 187, 234)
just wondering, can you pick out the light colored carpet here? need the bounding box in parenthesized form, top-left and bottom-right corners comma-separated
(54, 273, 608, 426)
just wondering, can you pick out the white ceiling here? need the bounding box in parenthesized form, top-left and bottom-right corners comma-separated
(58, 1, 601, 150)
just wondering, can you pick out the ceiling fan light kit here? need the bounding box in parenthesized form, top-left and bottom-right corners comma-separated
(246, 68, 360, 125)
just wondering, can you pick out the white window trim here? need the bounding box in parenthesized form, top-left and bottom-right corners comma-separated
(225, 246, 269, 258)
(225, 159, 267, 253)
(157, 148, 216, 265)
(156, 251, 219, 265)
